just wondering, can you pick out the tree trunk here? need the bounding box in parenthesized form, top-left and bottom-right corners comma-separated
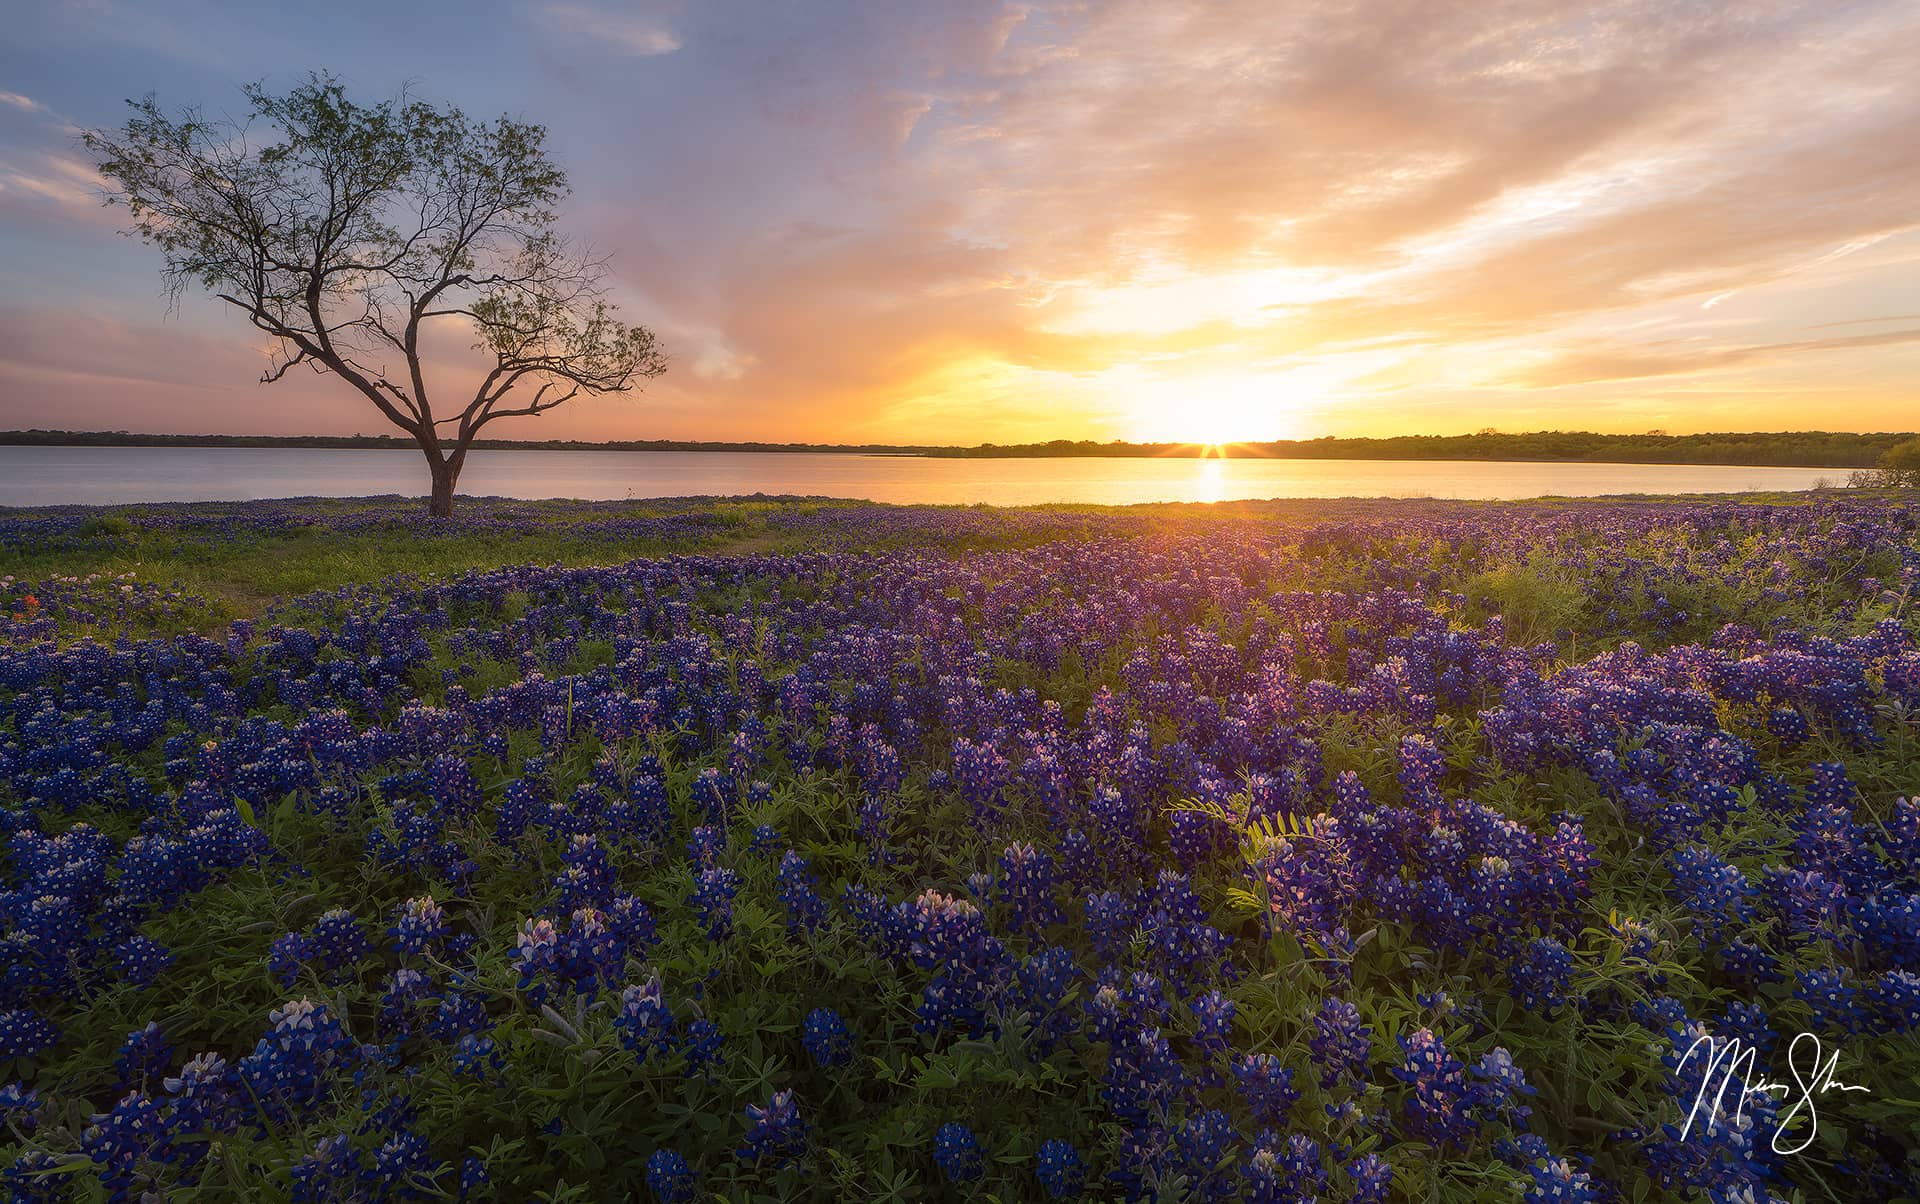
(427, 455, 458, 519)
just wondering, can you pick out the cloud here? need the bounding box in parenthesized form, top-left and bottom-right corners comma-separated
(1806, 313, 1920, 330)
(0, 92, 46, 114)
(583, 0, 1920, 439)
(1510, 327, 1920, 388)
(0, 152, 110, 224)
(10, 0, 1920, 441)
(536, 2, 682, 56)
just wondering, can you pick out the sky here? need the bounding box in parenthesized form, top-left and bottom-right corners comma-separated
(1, 0, 1917, 445)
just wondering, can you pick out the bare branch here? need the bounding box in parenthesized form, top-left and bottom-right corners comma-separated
(261, 347, 308, 384)
(85, 71, 667, 516)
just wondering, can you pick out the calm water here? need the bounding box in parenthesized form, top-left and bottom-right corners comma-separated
(0, 446, 1849, 507)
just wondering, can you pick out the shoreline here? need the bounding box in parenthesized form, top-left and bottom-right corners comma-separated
(1, 429, 1909, 470)
(0, 442, 1882, 474)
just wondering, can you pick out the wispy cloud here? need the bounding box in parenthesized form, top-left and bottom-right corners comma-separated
(0, 153, 106, 219)
(537, 2, 682, 56)
(1510, 327, 1920, 388)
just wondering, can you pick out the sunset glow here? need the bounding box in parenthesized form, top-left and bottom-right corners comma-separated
(2, 1, 1917, 443)
(5, 7, 1920, 1191)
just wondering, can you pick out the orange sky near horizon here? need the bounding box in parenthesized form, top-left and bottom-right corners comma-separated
(1, 1, 1917, 445)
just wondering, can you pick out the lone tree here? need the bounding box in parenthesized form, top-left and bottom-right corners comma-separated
(83, 72, 667, 517)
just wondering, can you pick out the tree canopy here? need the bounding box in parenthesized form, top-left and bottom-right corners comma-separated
(84, 72, 667, 515)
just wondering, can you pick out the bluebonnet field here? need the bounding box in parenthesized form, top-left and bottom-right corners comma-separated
(0, 494, 1916, 1202)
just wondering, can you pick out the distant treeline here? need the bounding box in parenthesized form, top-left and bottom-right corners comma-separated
(0, 430, 940, 455)
(1, 428, 1911, 467)
(929, 431, 1915, 466)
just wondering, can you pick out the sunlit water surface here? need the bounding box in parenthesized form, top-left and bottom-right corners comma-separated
(0, 447, 1849, 507)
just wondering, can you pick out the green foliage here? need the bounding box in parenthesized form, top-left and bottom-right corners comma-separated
(73, 515, 136, 539)
(1876, 436, 1920, 488)
(1467, 551, 1589, 646)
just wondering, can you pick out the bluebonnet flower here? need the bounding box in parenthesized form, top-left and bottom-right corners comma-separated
(81, 1090, 170, 1197)
(1173, 1109, 1237, 1201)
(646, 1149, 696, 1203)
(0, 1082, 41, 1131)
(1718, 937, 1783, 986)
(1083, 890, 1138, 961)
(1397, 733, 1448, 805)
(368, 1128, 442, 1198)
(1393, 1027, 1477, 1147)
(1309, 996, 1370, 1087)
(459, 1154, 489, 1200)
(689, 867, 741, 941)
(685, 824, 725, 867)
(1796, 967, 1861, 1033)
(681, 1017, 726, 1078)
(113, 935, 173, 986)
(616, 977, 674, 1060)
(165, 1052, 237, 1136)
(776, 850, 827, 935)
(1717, 1000, 1776, 1054)
(1243, 1131, 1326, 1204)
(1870, 970, 1920, 1032)
(1347, 1151, 1392, 1202)
(1176, 987, 1227, 1063)
(513, 908, 630, 998)
(1524, 1155, 1601, 1203)
(1101, 1027, 1185, 1126)
(310, 907, 371, 972)
(0, 1009, 58, 1061)
(268, 931, 314, 988)
(1233, 1052, 1300, 1127)
(427, 753, 482, 819)
(803, 1007, 853, 1067)
(452, 1033, 502, 1079)
(389, 895, 447, 957)
(998, 841, 1065, 933)
(1509, 937, 1576, 1012)
(1035, 1138, 1085, 1198)
(858, 795, 893, 866)
(4, 1149, 65, 1204)
(607, 893, 658, 953)
(555, 907, 626, 992)
(1767, 705, 1810, 747)
(737, 1089, 808, 1167)
(113, 1022, 173, 1087)
(237, 998, 353, 1124)
(1667, 845, 1754, 937)
(557, 834, 618, 910)
(427, 990, 490, 1042)
(1471, 1047, 1537, 1126)
(932, 1122, 983, 1183)
(1018, 945, 1081, 1051)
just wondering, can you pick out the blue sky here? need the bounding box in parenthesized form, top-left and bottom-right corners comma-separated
(3, 0, 1918, 443)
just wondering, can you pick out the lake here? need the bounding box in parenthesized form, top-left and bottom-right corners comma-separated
(0, 446, 1852, 508)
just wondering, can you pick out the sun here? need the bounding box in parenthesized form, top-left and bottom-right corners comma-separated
(1118, 369, 1306, 445)
(1189, 399, 1272, 447)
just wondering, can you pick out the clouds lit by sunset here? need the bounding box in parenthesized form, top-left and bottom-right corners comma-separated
(2, 1, 1917, 444)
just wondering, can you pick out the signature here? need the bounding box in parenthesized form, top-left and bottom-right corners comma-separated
(1675, 1030, 1871, 1155)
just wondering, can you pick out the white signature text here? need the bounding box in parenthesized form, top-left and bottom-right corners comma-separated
(1675, 1030, 1870, 1155)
